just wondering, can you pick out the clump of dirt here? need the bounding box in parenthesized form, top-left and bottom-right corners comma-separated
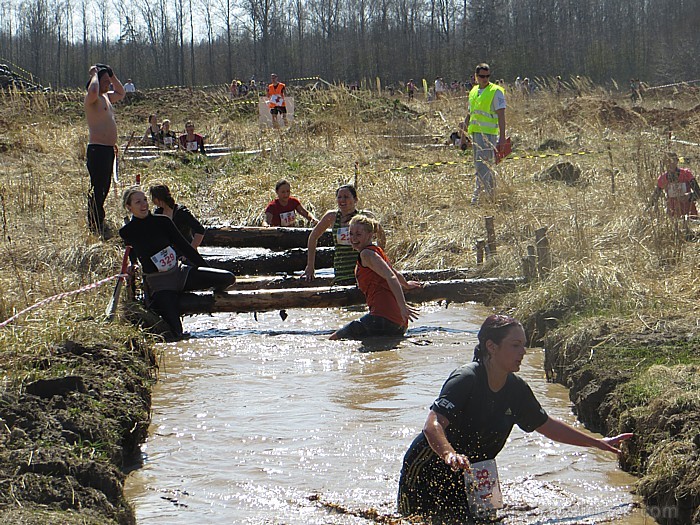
(536, 315, 700, 525)
(561, 97, 647, 129)
(534, 161, 582, 185)
(631, 103, 700, 131)
(0, 340, 156, 524)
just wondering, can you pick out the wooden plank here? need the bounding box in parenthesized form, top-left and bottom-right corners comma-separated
(202, 226, 334, 248)
(231, 268, 477, 290)
(205, 246, 334, 274)
(179, 277, 524, 314)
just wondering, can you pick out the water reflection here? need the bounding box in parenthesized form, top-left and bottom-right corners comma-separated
(125, 305, 656, 525)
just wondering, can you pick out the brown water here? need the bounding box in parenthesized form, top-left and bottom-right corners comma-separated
(124, 304, 657, 524)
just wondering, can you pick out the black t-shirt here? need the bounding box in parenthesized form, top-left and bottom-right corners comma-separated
(153, 204, 205, 244)
(119, 213, 207, 274)
(431, 361, 548, 462)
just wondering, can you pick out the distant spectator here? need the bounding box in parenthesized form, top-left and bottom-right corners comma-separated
(651, 152, 699, 218)
(179, 121, 206, 154)
(158, 119, 177, 149)
(434, 77, 446, 99)
(406, 79, 416, 101)
(263, 179, 318, 227)
(229, 79, 238, 99)
(124, 79, 136, 93)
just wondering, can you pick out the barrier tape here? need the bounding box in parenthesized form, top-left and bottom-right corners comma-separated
(383, 150, 601, 173)
(0, 273, 127, 328)
(645, 79, 700, 91)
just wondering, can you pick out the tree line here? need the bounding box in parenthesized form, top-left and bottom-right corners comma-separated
(0, 0, 698, 91)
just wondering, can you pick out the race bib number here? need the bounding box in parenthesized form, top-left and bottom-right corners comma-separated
(336, 226, 351, 245)
(667, 182, 686, 199)
(150, 246, 177, 272)
(463, 459, 503, 519)
(270, 94, 283, 106)
(163, 136, 173, 146)
(186, 140, 198, 152)
(280, 210, 296, 226)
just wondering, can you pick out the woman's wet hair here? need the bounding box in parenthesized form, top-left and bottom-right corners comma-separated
(149, 184, 176, 209)
(473, 314, 522, 363)
(275, 179, 290, 192)
(336, 184, 358, 199)
(122, 186, 144, 209)
(349, 214, 377, 235)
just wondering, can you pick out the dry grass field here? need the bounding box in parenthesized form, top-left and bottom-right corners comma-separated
(0, 80, 699, 522)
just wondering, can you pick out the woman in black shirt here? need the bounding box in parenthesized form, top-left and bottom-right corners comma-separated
(397, 314, 633, 522)
(119, 187, 234, 339)
(150, 184, 205, 251)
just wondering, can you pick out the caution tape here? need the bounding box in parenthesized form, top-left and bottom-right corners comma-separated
(382, 150, 601, 173)
(288, 76, 322, 82)
(645, 79, 700, 91)
(0, 273, 127, 328)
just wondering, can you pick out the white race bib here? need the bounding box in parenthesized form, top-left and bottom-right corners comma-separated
(270, 94, 283, 106)
(186, 141, 198, 152)
(150, 246, 177, 272)
(336, 226, 351, 245)
(279, 210, 296, 226)
(463, 459, 503, 519)
(164, 136, 173, 146)
(667, 181, 686, 199)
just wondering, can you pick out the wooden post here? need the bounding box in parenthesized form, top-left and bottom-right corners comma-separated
(523, 245, 537, 281)
(535, 227, 551, 277)
(476, 240, 485, 265)
(484, 216, 496, 258)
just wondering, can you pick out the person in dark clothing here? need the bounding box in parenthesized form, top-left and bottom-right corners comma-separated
(119, 187, 234, 339)
(397, 314, 633, 523)
(149, 184, 206, 251)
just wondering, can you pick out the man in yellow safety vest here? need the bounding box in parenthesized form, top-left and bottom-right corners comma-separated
(462, 63, 506, 204)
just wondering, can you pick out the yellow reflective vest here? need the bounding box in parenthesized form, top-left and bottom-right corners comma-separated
(468, 83, 504, 135)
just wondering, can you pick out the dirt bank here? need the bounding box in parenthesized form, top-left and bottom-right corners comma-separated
(0, 340, 155, 524)
(530, 314, 700, 525)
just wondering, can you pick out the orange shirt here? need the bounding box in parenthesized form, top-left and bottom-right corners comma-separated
(267, 82, 286, 108)
(355, 245, 405, 327)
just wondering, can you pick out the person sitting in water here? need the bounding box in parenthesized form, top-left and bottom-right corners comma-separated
(651, 151, 699, 218)
(179, 121, 206, 154)
(303, 184, 386, 286)
(119, 186, 234, 340)
(149, 184, 206, 252)
(330, 215, 420, 340)
(262, 179, 318, 227)
(158, 119, 177, 149)
(141, 114, 160, 146)
(397, 314, 633, 523)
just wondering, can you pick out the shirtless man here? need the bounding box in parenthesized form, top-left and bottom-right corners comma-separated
(85, 64, 125, 236)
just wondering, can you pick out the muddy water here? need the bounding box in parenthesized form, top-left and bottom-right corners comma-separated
(125, 304, 656, 524)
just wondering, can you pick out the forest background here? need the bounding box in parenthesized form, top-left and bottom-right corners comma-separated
(0, 0, 699, 90)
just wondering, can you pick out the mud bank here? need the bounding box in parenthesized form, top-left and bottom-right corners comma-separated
(0, 340, 155, 524)
(533, 315, 700, 525)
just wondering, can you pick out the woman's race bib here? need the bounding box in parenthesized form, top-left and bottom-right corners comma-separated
(279, 210, 296, 226)
(164, 136, 173, 146)
(463, 459, 503, 519)
(186, 140, 198, 152)
(150, 246, 177, 272)
(336, 226, 351, 245)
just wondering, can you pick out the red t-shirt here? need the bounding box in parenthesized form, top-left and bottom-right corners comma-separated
(355, 245, 405, 327)
(657, 168, 698, 217)
(179, 133, 205, 153)
(264, 197, 301, 226)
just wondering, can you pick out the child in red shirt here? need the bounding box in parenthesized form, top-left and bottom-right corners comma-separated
(263, 179, 317, 227)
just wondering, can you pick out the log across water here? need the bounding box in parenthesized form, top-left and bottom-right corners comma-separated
(231, 268, 477, 290)
(178, 278, 523, 315)
(202, 226, 334, 249)
(204, 247, 334, 274)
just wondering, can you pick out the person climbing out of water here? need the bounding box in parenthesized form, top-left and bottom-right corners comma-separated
(262, 179, 318, 227)
(303, 184, 385, 285)
(330, 215, 421, 340)
(397, 314, 633, 523)
(650, 151, 699, 218)
(119, 186, 235, 340)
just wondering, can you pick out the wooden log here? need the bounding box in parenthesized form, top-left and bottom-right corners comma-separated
(485, 216, 496, 258)
(205, 247, 334, 274)
(202, 226, 334, 249)
(178, 277, 524, 315)
(535, 227, 551, 277)
(231, 268, 477, 290)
